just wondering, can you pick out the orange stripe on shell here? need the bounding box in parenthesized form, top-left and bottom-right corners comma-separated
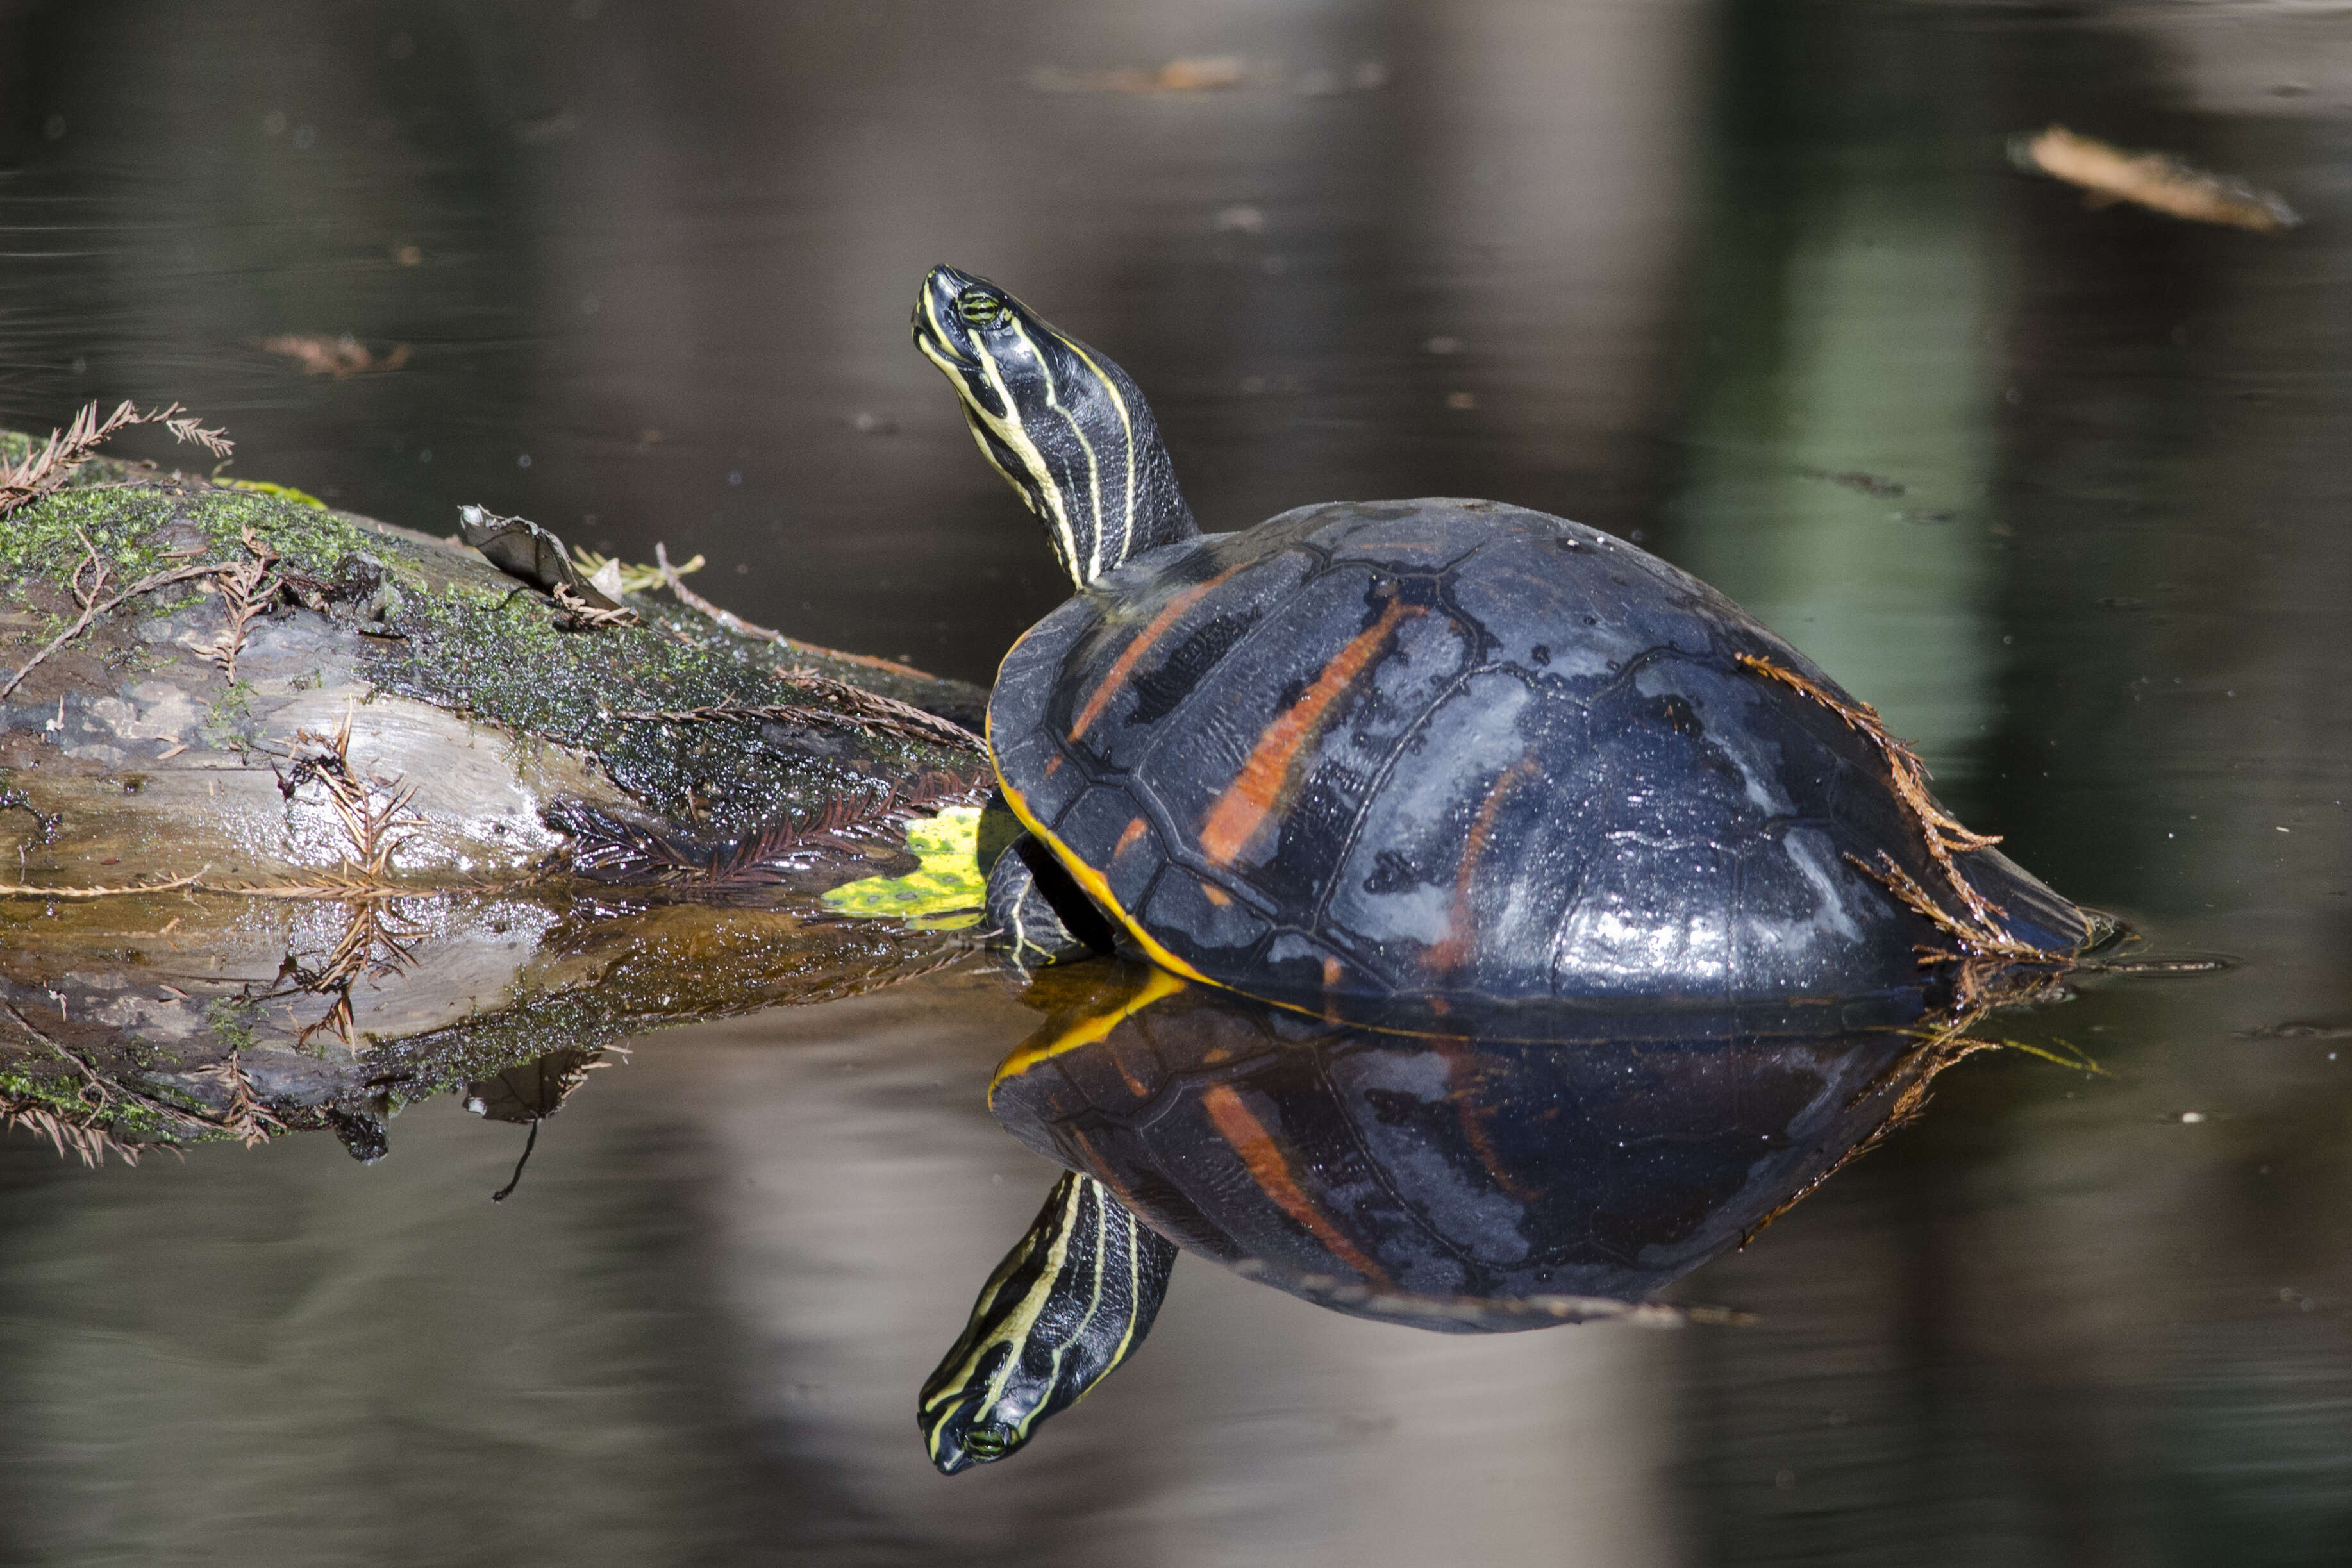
(1067, 563, 1249, 744)
(1425, 754, 1541, 977)
(987, 965, 1189, 1108)
(1197, 597, 1421, 868)
(1199, 1082, 1391, 1288)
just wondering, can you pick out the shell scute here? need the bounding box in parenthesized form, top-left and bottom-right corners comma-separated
(1320, 667, 1570, 969)
(1055, 544, 1313, 765)
(1115, 562, 1469, 883)
(1143, 869, 1276, 956)
(1056, 783, 1162, 909)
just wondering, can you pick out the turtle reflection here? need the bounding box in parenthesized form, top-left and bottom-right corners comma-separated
(921, 969, 1990, 1473)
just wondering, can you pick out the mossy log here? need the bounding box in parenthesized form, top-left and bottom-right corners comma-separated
(0, 435, 996, 1161)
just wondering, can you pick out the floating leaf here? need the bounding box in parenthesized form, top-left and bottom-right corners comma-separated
(822, 806, 985, 928)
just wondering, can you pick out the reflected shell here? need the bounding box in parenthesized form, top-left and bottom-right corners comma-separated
(992, 978, 1959, 1330)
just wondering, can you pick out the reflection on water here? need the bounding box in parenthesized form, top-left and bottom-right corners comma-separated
(5, 0, 2352, 1562)
(926, 956, 2179, 1479)
(987, 970, 1981, 1336)
(915, 967, 2026, 1476)
(464, 1045, 608, 1198)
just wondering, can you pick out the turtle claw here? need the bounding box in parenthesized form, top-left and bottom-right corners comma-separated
(985, 840, 1109, 967)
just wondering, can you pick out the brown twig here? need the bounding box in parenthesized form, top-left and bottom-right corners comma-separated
(0, 1096, 142, 1167)
(0, 398, 232, 519)
(0, 871, 207, 899)
(197, 876, 412, 901)
(1, 560, 240, 699)
(266, 703, 431, 1046)
(1737, 1008, 2005, 1249)
(190, 1050, 284, 1147)
(1, 999, 276, 1153)
(1736, 652, 2014, 945)
(1, 871, 528, 903)
(194, 528, 284, 681)
(551, 582, 640, 630)
(293, 897, 426, 1049)
(1737, 949, 2094, 1253)
(66, 526, 110, 619)
(161, 410, 234, 458)
(783, 672, 988, 754)
(1942, 946, 2078, 1013)
(1842, 849, 2040, 963)
(654, 542, 941, 681)
(619, 689, 983, 758)
(199, 873, 546, 902)
(274, 701, 419, 880)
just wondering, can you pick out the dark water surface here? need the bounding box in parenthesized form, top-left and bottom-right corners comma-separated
(4, 1, 2352, 1563)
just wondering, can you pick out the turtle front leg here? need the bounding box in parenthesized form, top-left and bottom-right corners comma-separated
(978, 793, 1113, 967)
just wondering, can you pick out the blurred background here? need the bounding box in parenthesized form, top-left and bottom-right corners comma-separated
(2, 1, 2349, 1563)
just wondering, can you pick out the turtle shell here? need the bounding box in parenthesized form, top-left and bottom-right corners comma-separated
(990, 978, 1948, 1330)
(988, 499, 2085, 1018)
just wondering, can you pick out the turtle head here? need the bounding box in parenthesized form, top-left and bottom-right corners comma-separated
(913, 265, 1197, 589)
(917, 1170, 1177, 1474)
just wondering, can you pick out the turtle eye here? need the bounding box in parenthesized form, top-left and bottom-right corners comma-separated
(962, 1424, 1012, 1459)
(957, 292, 1011, 329)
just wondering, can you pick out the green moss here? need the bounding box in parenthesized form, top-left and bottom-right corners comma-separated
(201, 997, 258, 1055)
(0, 1065, 63, 1105)
(0, 479, 374, 591)
(363, 990, 626, 1113)
(199, 680, 258, 750)
(0, 1063, 194, 1146)
(365, 587, 972, 837)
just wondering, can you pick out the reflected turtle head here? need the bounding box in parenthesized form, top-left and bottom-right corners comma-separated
(918, 1169, 1176, 1474)
(919, 1377, 1027, 1476)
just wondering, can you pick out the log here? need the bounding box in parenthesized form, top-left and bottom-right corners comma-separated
(0, 433, 995, 1161)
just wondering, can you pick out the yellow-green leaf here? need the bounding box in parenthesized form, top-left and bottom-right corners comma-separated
(821, 806, 985, 930)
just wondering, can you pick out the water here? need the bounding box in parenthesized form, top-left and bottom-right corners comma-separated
(4, 1, 2351, 1562)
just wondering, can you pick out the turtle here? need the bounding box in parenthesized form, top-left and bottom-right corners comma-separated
(910, 265, 2090, 1030)
(917, 969, 1977, 1472)
(907, 264, 2095, 1472)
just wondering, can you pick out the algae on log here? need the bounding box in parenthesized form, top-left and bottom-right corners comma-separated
(0, 435, 996, 1161)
